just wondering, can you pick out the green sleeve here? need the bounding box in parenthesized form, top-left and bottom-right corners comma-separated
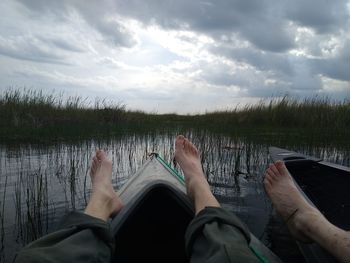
(14, 212, 115, 263)
(185, 206, 261, 263)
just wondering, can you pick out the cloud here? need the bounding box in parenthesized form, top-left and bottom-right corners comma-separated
(289, 60, 323, 92)
(184, 56, 280, 98)
(0, 35, 69, 64)
(115, 0, 296, 52)
(15, 0, 136, 48)
(240, 21, 295, 52)
(285, 0, 350, 33)
(210, 45, 294, 76)
(39, 37, 85, 53)
(199, 45, 346, 98)
(310, 40, 350, 81)
(114, 0, 350, 53)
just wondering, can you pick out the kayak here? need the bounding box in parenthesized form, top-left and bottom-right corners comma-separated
(111, 153, 192, 263)
(269, 147, 350, 263)
(111, 153, 282, 263)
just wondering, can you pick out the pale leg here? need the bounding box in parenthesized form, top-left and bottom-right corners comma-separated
(85, 150, 123, 221)
(265, 161, 350, 263)
(175, 135, 220, 214)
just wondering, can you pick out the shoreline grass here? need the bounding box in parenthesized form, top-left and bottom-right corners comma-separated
(1, 89, 349, 143)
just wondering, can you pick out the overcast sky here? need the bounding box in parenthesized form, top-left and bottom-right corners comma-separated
(0, 0, 349, 113)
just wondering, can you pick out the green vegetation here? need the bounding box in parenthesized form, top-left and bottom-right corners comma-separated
(190, 96, 350, 146)
(1, 89, 349, 143)
(195, 96, 350, 129)
(0, 89, 127, 141)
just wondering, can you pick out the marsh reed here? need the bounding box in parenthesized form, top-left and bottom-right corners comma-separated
(1, 89, 349, 143)
(14, 168, 49, 244)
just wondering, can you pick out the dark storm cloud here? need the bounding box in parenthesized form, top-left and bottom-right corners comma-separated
(199, 47, 326, 97)
(285, 0, 350, 33)
(113, 0, 350, 97)
(195, 59, 285, 97)
(115, 0, 349, 51)
(14, 0, 350, 59)
(115, 0, 295, 52)
(210, 46, 294, 76)
(15, 0, 136, 48)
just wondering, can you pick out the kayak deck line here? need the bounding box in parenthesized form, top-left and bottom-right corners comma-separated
(118, 153, 185, 199)
(151, 153, 186, 185)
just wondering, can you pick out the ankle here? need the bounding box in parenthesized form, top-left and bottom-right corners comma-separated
(293, 208, 323, 240)
(187, 176, 209, 195)
(192, 185, 220, 214)
(85, 201, 110, 221)
(85, 191, 118, 219)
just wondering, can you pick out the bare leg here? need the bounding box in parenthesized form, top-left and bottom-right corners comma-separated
(265, 161, 350, 263)
(85, 150, 123, 221)
(175, 135, 220, 214)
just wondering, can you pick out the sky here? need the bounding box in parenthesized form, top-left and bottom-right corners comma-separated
(0, 0, 349, 114)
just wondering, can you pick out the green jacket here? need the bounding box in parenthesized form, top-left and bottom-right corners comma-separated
(14, 207, 282, 263)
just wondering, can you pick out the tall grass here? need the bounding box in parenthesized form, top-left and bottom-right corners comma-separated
(14, 168, 49, 244)
(0, 89, 127, 140)
(0, 173, 7, 260)
(1, 89, 349, 142)
(189, 96, 350, 145)
(197, 96, 350, 130)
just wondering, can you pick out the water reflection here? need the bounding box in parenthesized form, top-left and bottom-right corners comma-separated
(0, 132, 349, 262)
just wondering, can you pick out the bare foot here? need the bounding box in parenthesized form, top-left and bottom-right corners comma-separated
(175, 135, 220, 214)
(174, 135, 208, 197)
(85, 150, 123, 221)
(264, 161, 322, 243)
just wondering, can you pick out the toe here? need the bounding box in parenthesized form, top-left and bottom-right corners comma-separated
(183, 139, 190, 152)
(269, 164, 280, 176)
(100, 151, 108, 161)
(97, 150, 108, 161)
(192, 146, 199, 155)
(275, 160, 284, 165)
(266, 168, 277, 180)
(275, 161, 290, 176)
(188, 141, 198, 154)
(175, 135, 185, 149)
(176, 134, 185, 140)
(265, 173, 273, 184)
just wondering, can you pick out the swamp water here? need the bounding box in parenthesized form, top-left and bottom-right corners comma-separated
(0, 132, 349, 263)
